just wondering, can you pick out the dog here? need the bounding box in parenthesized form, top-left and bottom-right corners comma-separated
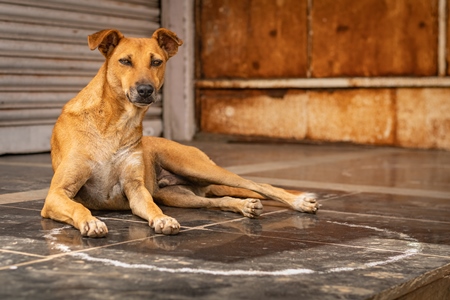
(41, 28, 320, 237)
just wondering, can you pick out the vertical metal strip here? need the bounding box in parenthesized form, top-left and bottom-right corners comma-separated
(438, 0, 447, 76)
(307, 0, 313, 78)
(161, 0, 196, 141)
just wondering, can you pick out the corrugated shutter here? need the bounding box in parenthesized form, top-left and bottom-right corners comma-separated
(0, 0, 162, 154)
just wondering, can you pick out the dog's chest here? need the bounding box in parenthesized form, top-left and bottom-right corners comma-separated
(77, 148, 142, 209)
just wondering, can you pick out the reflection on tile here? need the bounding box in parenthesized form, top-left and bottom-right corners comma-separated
(206, 209, 450, 256)
(245, 151, 450, 192)
(0, 206, 155, 257)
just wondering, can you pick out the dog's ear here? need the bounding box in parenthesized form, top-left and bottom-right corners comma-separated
(152, 28, 183, 59)
(88, 29, 124, 58)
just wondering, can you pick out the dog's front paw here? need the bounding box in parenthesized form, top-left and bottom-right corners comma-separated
(80, 218, 108, 238)
(150, 215, 180, 235)
(292, 193, 320, 214)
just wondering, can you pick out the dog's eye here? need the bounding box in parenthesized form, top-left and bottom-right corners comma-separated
(151, 59, 163, 67)
(119, 58, 132, 66)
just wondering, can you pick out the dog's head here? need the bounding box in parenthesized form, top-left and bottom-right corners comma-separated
(88, 28, 183, 107)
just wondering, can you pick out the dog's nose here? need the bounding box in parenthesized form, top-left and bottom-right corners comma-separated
(136, 84, 154, 98)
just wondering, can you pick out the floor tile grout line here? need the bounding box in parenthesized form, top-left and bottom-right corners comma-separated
(99, 209, 291, 233)
(92, 208, 294, 236)
(320, 209, 450, 225)
(0, 188, 49, 204)
(179, 209, 291, 231)
(97, 216, 148, 224)
(0, 235, 159, 271)
(96, 216, 253, 231)
(254, 234, 450, 260)
(318, 191, 362, 202)
(0, 257, 56, 271)
(0, 161, 52, 168)
(321, 191, 362, 199)
(0, 249, 46, 258)
(0, 205, 41, 212)
(243, 176, 450, 199)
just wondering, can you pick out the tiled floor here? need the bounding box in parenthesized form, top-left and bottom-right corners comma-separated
(0, 141, 449, 299)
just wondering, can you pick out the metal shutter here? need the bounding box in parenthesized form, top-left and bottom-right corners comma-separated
(0, 0, 162, 154)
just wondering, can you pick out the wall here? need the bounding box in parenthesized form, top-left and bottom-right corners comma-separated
(195, 0, 450, 150)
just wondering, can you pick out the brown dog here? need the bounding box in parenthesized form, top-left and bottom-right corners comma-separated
(41, 28, 319, 237)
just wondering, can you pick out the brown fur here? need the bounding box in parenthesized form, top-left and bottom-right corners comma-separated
(41, 28, 319, 237)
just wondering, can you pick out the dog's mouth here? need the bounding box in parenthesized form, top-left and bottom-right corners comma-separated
(127, 94, 156, 107)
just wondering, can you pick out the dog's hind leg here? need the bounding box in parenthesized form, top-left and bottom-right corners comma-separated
(203, 184, 267, 200)
(153, 186, 264, 218)
(145, 137, 319, 214)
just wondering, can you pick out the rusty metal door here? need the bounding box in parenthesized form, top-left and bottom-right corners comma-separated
(195, 0, 449, 149)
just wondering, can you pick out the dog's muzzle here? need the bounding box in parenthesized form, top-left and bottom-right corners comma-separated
(128, 84, 156, 106)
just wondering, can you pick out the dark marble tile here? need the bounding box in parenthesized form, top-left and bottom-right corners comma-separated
(244, 151, 450, 192)
(61, 228, 448, 275)
(1, 228, 449, 300)
(206, 209, 450, 257)
(0, 165, 53, 194)
(0, 206, 157, 258)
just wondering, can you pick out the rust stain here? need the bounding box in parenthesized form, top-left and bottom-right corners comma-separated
(307, 89, 396, 145)
(396, 88, 450, 149)
(199, 89, 308, 139)
(312, 0, 438, 77)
